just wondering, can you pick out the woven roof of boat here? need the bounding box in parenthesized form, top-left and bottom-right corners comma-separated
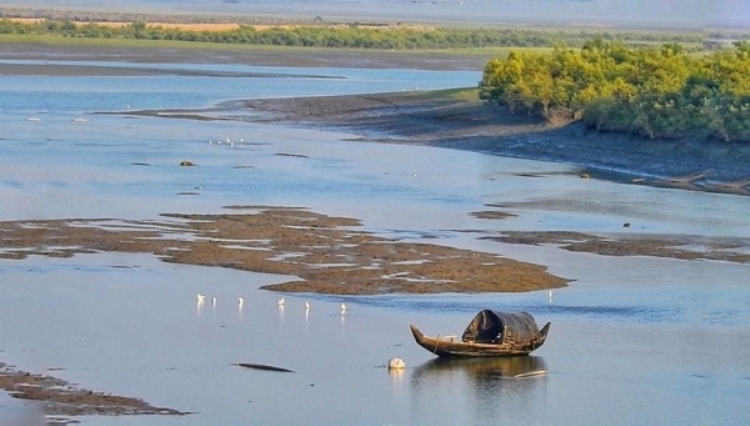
(461, 310, 541, 345)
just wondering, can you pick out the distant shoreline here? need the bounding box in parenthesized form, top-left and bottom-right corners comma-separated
(2, 41, 749, 194)
(0, 41, 491, 71)
(234, 92, 750, 196)
(1, 3, 747, 29)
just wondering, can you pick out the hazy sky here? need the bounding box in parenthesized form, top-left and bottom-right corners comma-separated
(3, 0, 749, 28)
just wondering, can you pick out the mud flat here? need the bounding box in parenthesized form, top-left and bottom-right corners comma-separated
(236, 91, 750, 194)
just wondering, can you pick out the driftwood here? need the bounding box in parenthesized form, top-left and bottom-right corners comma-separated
(233, 362, 295, 373)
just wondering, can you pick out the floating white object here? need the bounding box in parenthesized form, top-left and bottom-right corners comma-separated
(72, 117, 87, 122)
(238, 297, 244, 307)
(340, 303, 347, 313)
(197, 293, 206, 303)
(388, 358, 406, 370)
(277, 297, 285, 306)
(212, 297, 217, 306)
(305, 301, 310, 310)
(26, 117, 41, 122)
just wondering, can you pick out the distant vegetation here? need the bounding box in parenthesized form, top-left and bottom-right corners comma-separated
(479, 39, 750, 142)
(0, 18, 715, 50)
(1, 17, 749, 142)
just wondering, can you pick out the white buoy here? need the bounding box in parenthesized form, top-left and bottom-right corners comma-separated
(197, 293, 206, 303)
(212, 297, 217, 307)
(388, 358, 406, 370)
(548, 290, 553, 300)
(238, 297, 244, 307)
(340, 302, 347, 314)
(277, 297, 285, 306)
(305, 301, 310, 310)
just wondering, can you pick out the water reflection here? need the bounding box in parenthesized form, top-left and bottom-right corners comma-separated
(413, 356, 547, 383)
(277, 305, 285, 325)
(389, 366, 406, 395)
(410, 356, 547, 424)
(196, 299, 204, 318)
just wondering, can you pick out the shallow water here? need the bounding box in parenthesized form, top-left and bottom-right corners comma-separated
(0, 61, 749, 425)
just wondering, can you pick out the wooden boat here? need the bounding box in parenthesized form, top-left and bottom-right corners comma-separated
(410, 310, 551, 357)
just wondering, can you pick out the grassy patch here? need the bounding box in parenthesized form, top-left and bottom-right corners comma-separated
(0, 33, 308, 52)
(436, 46, 554, 56)
(423, 87, 480, 101)
(0, 33, 553, 58)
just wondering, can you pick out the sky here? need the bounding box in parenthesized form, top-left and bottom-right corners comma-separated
(1, 0, 749, 28)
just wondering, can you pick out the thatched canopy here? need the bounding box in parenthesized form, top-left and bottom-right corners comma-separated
(461, 310, 541, 345)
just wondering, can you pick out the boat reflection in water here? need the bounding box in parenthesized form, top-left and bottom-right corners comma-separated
(409, 356, 548, 424)
(413, 356, 547, 382)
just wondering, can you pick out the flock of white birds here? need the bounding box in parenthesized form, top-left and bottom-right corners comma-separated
(197, 293, 348, 314)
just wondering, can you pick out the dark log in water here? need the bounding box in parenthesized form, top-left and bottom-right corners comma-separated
(233, 362, 295, 373)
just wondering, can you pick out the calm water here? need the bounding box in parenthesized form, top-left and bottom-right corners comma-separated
(0, 61, 749, 425)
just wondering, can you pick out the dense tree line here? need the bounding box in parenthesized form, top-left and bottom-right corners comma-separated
(0, 18, 708, 50)
(479, 39, 750, 142)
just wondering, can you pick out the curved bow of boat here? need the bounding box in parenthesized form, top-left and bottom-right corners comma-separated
(534, 322, 552, 350)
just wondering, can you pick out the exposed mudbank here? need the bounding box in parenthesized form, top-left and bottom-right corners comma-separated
(126, 91, 750, 195)
(0, 363, 187, 418)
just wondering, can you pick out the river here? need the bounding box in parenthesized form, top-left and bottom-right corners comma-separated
(0, 59, 748, 425)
